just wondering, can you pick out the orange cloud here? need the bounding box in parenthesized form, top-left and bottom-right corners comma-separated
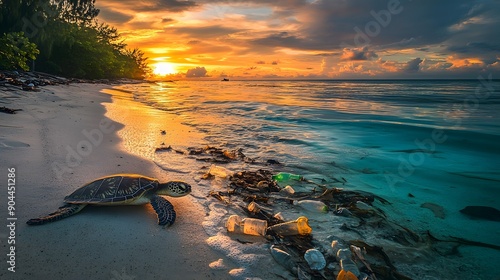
(446, 56, 484, 69)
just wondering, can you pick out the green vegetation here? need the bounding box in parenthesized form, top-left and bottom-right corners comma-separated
(0, 0, 149, 79)
(0, 32, 39, 71)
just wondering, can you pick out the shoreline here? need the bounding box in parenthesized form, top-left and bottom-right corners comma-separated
(0, 83, 233, 279)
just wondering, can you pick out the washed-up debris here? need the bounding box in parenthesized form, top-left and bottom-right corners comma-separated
(207, 168, 411, 279)
(156, 143, 499, 279)
(155, 145, 284, 165)
(266, 159, 281, 165)
(336, 246, 361, 278)
(304, 249, 327, 270)
(1, 70, 69, 87)
(155, 145, 185, 154)
(270, 245, 297, 273)
(22, 82, 39, 91)
(0, 70, 139, 89)
(204, 164, 233, 179)
(226, 214, 268, 236)
(267, 216, 313, 237)
(0, 106, 22, 114)
(229, 169, 280, 193)
(188, 145, 254, 163)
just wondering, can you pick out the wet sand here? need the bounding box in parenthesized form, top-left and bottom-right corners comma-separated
(0, 84, 233, 280)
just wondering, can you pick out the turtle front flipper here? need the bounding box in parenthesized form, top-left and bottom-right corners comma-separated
(26, 204, 86, 225)
(150, 195, 176, 226)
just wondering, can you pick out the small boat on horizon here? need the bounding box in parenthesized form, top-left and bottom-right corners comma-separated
(221, 78, 229, 81)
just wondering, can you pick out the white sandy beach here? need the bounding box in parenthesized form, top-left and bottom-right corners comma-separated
(0, 83, 235, 280)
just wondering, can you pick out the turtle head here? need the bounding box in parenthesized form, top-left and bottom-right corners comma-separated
(157, 181, 192, 197)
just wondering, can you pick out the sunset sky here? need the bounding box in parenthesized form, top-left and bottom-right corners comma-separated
(96, 0, 500, 79)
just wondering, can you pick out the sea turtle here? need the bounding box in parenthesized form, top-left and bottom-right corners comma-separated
(26, 174, 191, 226)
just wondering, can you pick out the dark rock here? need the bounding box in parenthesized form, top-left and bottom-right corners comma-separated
(421, 202, 445, 219)
(460, 206, 500, 222)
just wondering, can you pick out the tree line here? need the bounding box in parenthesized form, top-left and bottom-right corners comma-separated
(0, 0, 149, 79)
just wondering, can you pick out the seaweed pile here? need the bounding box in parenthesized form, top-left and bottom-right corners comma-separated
(155, 145, 261, 164)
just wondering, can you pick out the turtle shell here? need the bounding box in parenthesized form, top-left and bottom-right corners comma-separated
(64, 174, 158, 204)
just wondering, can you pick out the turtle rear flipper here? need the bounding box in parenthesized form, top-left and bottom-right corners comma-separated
(150, 195, 176, 226)
(26, 204, 86, 225)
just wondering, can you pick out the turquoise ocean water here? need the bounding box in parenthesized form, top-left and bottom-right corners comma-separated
(115, 79, 500, 279)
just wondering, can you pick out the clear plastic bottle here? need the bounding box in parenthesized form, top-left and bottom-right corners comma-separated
(272, 172, 303, 182)
(267, 216, 312, 236)
(209, 164, 233, 178)
(225, 215, 268, 236)
(355, 201, 373, 210)
(248, 202, 273, 214)
(247, 202, 275, 221)
(294, 200, 328, 213)
(270, 245, 296, 272)
(336, 248, 360, 277)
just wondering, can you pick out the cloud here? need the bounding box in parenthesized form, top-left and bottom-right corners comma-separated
(248, 0, 494, 54)
(157, 0, 198, 12)
(252, 31, 306, 48)
(320, 57, 333, 76)
(97, 0, 198, 14)
(98, 7, 134, 23)
(186, 66, 208, 77)
(95, 0, 500, 78)
(404, 58, 423, 72)
(376, 58, 396, 72)
(165, 25, 243, 39)
(341, 47, 378, 61)
(162, 17, 175, 23)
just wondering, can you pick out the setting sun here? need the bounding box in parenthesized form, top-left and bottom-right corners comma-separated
(153, 62, 176, 76)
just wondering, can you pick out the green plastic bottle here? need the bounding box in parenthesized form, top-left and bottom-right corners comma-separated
(272, 172, 303, 182)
